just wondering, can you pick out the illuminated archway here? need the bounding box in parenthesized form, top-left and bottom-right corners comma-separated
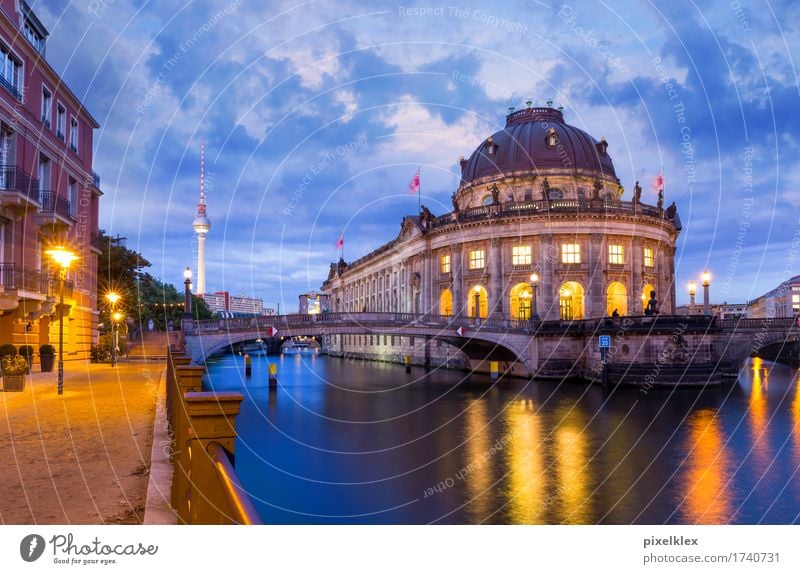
(642, 283, 656, 313)
(468, 285, 488, 318)
(606, 282, 628, 316)
(559, 281, 584, 320)
(509, 283, 533, 320)
(439, 289, 453, 316)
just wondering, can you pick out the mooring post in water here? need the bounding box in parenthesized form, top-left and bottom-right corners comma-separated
(490, 360, 499, 380)
(268, 362, 278, 388)
(244, 353, 252, 377)
(405, 355, 411, 373)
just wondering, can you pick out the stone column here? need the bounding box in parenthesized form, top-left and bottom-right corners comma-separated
(656, 246, 667, 314)
(666, 244, 676, 314)
(588, 233, 605, 318)
(540, 236, 555, 320)
(452, 242, 463, 317)
(631, 238, 643, 315)
(423, 248, 434, 314)
(489, 237, 503, 319)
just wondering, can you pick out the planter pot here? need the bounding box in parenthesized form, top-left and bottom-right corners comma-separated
(40, 354, 55, 372)
(2, 374, 25, 392)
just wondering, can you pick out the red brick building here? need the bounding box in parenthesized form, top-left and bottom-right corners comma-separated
(0, 1, 100, 360)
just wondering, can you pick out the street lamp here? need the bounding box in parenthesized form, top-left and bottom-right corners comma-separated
(688, 281, 696, 314)
(529, 272, 540, 320)
(105, 292, 120, 367)
(112, 311, 122, 365)
(46, 246, 78, 395)
(473, 286, 481, 320)
(702, 270, 711, 316)
(183, 267, 193, 318)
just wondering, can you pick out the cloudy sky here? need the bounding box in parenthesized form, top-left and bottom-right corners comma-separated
(35, 0, 800, 308)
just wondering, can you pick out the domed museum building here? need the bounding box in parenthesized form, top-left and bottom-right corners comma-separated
(321, 104, 681, 365)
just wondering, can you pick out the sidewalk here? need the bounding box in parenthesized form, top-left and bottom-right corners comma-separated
(0, 361, 163, 524)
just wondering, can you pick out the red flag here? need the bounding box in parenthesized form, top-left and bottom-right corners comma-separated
(408, 168, 420, 194)
(335, 236, 344, 249)
(652, 169, 664, 193)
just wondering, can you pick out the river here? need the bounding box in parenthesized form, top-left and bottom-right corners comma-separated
(203, 353, 800, 524)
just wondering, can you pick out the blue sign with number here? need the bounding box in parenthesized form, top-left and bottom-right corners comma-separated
(599, 335, 611, 348)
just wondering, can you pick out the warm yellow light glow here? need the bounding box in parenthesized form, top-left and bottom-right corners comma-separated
(473, 285, 481, 294)
(683, 409, 731, 523)
(702, 270, 711, 286)
(688, 281, 696, 295)
(561, 288, 571, 297)
(530, 272, 539, 283)
(112, 312, 123, 322)
(46, 246, 78, 269)
(106, 292, 120, 305)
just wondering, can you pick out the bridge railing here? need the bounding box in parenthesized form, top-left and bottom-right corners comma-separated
(167, 348, 263, 525)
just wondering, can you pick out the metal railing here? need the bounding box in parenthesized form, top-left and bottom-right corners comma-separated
(0, 263, 73, 297)
(0, 164, 40, 200)
(0, 74, 22, 100)
(38, 190, 73, 219)
(207, 442, 263, 525)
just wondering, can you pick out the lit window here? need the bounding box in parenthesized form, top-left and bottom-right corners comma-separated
(512, 245, 531, 266)
(69, 117, 78, 153)
(608, 244, 624, 265)
(469, 249, 485, 270)
(644, 246, 654, 268)
(561, 243, 581, 264)
(546, 128, 558, 147)
(440, 254, 451, 274)
(41, 87, 51, 127)
(793, 294, 800, 313)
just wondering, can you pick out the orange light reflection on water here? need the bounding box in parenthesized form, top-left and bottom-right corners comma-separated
(503, 400, 547, 524)
(682, 409, 732, 524)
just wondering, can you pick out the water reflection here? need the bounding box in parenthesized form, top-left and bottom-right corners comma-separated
(554, 410, 590, 524)
(749, 357, 770, 472)
(681, 409, 732, 523)
(503, 401, 547, 523)
(463, 399, 494, 522)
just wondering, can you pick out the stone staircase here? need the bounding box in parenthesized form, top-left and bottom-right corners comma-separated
(126, 331, 182, 361)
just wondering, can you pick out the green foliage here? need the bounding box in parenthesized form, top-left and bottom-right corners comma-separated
(0, 343, 17, 358)
(39, 344, 55, 355)
(18, 345, 34, 358)
(1, 354, 28, 376)
(90, 344, 113, 363)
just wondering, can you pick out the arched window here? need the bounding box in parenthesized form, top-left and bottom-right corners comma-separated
(559, 281, 585, 320)
(469, 285, 488, 318)
(439, 289, 453, 316)
(606, 281, 628, 316)
(509, 282, 533, 320)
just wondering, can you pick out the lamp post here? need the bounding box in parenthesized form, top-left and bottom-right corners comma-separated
(105, 292, 120, 367)
(688, 281, 696, 314)
(112, 312, 122, 364)
(46, 246, 78, 395)
(530, 272, 540, 320)
(473, 286, 481, 320)
(183, 267, 193, 318)
(702, 270, 711, 316)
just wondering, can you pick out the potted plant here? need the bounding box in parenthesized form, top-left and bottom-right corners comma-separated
(0, 343, 16, 360)
(1, 354, 28, 391)
(39, 344, 55, 373)
(18, 345, 34, 373)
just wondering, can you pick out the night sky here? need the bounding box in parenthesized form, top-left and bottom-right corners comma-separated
(37, 0, 800, 310)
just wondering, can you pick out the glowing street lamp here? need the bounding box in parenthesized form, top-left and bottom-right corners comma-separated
(46, 246, 78, 395)
(183, 267, 193, 318)
(105, 292, 121, 367)
(702, 270, 711, 316)
(688, 281, 696, 314)
(529, 272, 540, 321)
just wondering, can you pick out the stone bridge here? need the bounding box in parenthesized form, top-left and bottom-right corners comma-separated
(181, 313, 800, 383)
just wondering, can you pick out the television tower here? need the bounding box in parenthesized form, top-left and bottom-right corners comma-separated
(192, 142, 211, 294)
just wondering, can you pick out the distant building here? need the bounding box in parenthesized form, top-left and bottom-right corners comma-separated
(299, 292, 328, 314)
(747, 276, 800, 318)
(675, 302, 748, 319)
(0, 1, 101, 359)
(202, 290, 269, 316)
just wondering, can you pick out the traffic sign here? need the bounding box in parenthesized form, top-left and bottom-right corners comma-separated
(599, 335, 611, 348)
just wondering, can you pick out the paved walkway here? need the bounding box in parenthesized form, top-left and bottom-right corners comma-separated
(0, 362, 163, 524)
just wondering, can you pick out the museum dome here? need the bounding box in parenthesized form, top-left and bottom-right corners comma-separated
(459, 106, 618, 184)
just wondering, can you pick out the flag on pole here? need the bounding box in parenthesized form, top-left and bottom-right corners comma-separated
(408, 168, 420, 194)
(335, 236, 344, 249)
(652, 169, 664, 193)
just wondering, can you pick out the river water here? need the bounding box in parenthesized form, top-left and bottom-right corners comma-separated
(203, 353, 800, 524)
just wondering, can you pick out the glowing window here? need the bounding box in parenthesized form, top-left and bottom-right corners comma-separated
(440, 254, 451, 274)
(512, 245, 531, 266)
(608, 244, 624, 265)
(561, 243, 581, 264)
(644, 247, 654, 267)
(469, 249, 485, 270)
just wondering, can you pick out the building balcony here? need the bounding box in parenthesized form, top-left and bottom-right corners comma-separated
(0, 165, 40, 212)
(0, 263, 73, 299)
(34, 190, 74, 228)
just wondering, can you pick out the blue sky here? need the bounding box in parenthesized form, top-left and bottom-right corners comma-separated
(36, 0, 800, 308)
